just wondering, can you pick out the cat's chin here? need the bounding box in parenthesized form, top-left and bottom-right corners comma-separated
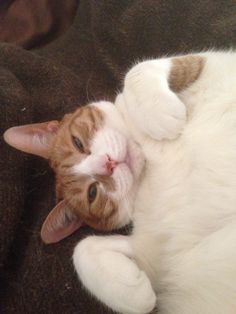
(126, 139, 145, 180)
(109, 140, 145, 207)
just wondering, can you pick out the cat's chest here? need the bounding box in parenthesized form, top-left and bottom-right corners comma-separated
(132, 140, 188, 222)
(132, 135, 236, 248)
(132, 158, 174, 230)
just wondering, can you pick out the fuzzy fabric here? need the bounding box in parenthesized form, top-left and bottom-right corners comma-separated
(1, 1, 236, 313)
(0, 0, 78, 48)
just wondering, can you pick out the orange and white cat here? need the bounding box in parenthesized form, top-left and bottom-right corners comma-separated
(4, 51, 236, 314)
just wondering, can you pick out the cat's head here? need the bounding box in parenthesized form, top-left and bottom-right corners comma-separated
(4, 101, 145, 243)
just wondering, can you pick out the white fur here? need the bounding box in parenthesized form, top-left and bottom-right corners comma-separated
(73, 51, 236, 314)
(122, 58, 186, 141)
(73, 154, 109, 176)
(73, 235, 156, 314)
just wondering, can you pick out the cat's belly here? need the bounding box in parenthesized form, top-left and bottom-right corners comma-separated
(130, 133, 236, 291)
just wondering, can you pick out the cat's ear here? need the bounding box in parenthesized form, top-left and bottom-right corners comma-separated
(41, 200, 83, 244)
(3, 121, 59, 159)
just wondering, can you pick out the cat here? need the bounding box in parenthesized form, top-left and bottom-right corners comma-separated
(4, 50, 236, 314)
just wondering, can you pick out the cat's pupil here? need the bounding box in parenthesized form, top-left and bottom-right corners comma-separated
(72, 136, 84, 152)
(88, 183, 97, 203)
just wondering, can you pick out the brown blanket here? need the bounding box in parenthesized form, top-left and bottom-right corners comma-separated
(1, 1, 236, 313)
(0, 0, 78, 48)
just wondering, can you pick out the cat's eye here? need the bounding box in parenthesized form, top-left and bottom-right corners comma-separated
(88, 183, 97, 203)
(72, 136, 84, 152)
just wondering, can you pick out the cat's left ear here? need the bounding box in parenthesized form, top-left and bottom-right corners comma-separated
(41, 200, 83, 244)
(3, 121, 59, 158)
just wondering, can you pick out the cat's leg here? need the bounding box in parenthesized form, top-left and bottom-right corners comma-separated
(73, 235, 156, 314)
(121, 54, 205, 140)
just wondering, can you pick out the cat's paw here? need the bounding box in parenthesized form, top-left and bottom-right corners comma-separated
(123, 60, 186, 140)
(73, 236, 156, 314)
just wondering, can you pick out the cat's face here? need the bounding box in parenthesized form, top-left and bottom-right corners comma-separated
(4, 101, 145, 243)
(50, 101, 145, 230)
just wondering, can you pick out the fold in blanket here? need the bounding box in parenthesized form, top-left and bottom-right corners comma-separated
(1, 1, 236, 313)
(0, 0, 78, 48)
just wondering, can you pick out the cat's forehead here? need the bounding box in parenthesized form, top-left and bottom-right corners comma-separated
(50, 101, 120, 174)
(61, 101, 119, 133)
(69, 104, 104, 131)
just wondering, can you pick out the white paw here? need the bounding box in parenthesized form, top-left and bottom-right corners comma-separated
(123, 60, 186, 140)
(73, 236, 156, 314)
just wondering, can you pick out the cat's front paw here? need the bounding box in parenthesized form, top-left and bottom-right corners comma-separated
(123, 60, 186, 140)
(73, 236, 156, 314)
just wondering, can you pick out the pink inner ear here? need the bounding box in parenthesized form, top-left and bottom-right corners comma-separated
(41, 219, 84, 244)
(41, 200, 84, 244)
(3, 120, 59, 158)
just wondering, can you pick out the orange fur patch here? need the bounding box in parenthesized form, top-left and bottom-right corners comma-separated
(49, 105, 119, 231)
(169, 55, 205, 93)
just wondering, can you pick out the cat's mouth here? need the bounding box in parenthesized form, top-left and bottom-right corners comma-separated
(110, 141, 144, 178)
(105, 139, 144, 179)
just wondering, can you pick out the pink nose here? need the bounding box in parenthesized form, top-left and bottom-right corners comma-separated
(106, 156, 118, 173)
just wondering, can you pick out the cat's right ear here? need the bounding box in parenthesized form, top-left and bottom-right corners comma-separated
(41, 200, 83, 244)
(3, 121, 59, 159)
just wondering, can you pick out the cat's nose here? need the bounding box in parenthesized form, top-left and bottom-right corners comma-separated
(106, 155, 118, 174)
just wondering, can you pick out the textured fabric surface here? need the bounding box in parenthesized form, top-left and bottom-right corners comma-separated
(1, 1, 236, 313)
(0, 0, 78, 48)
